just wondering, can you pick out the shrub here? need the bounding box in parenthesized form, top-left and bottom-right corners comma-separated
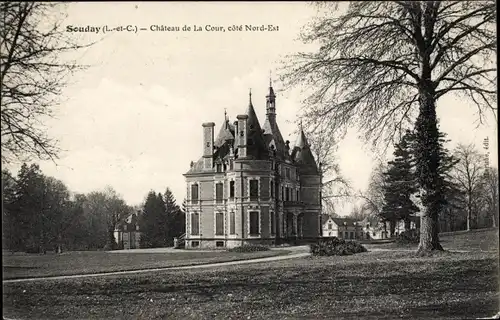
(396, 229, 420, 245)
(228, 244, 270, 253)
(309, 237, 367, 256)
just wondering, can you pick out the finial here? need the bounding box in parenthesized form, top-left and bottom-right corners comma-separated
(300, 119, 303, 130)
(269, 70, 272, 87)
(249, 88, 252, 101)
(224, 108, 227, 120)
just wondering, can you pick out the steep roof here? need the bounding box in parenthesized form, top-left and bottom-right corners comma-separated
(263, 118, 289, 160)
(321, 214, 333, 224)
(214, 115, 235, 148)
(291, 128, 319, 175)
(330, 217, 360, 227)
(245, 93, 269, 160)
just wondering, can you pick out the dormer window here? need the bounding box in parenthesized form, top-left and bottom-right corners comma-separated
(216, 163, 222, 172)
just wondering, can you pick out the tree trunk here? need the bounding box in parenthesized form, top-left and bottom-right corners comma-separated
(389, 220, 396, 237)
(492, 208, 497, 228)
(404, 218, 411, 232)
(415, 78, 444, 253)
(467, 200, 472, 231)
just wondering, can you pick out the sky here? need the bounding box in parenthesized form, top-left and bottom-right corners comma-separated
(6, 2, 498, 215)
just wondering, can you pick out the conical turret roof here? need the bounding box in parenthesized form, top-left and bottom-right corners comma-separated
(245, 91, 269, 160)
(214, 114, 234, 147)
(292, 128, 318, 175)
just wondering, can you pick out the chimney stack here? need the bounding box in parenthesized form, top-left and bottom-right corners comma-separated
(236, 114, 248, 158)
(202, 122, 215, 170)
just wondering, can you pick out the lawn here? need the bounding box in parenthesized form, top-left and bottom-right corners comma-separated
(3, 250, 498, 320)
(3, 230, 499, 319)
(2, 249, 289, 280)
(365, 228, 499, 252)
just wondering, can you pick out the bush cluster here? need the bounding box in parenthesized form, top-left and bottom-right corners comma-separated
(310, 237, 367, 256)
(395, 230, 420, 245)
(228, 244, 270, 253)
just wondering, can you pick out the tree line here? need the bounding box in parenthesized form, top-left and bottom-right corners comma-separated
(358, 131, 498, 236)
(2, 163, 185, 253)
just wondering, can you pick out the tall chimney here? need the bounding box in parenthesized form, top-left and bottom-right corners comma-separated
(202, 122, 215, 170)
(236, 114, 248, 158)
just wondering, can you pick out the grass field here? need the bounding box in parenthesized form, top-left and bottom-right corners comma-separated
(2, 230, 499, 320)
(2, 249, 288, 280)
(365, 228, 499, 252)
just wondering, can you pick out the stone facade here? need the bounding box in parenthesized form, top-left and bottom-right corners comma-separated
(183, 82, 321, 249)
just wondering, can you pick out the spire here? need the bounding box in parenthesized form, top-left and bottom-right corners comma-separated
(295, 127, 309, 149)
(292, 125, 318, 175)
(266, 73, 275, 100)
(224, 108, 228, 128)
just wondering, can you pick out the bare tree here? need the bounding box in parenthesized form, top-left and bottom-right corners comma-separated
(280, 1, 496, 253)
(301, 121, 351, 214)
(1, 2, 92, 164)
(450, 143, 486, 231)
(359, 161, 388, 217)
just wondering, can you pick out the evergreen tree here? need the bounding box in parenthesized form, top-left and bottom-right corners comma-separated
(407, 128, 460, 233)
(381, 132, 419, 235)
(140, 191, 167, 248)
(12, 163, 47, 252)
(164, 188, 184, 246)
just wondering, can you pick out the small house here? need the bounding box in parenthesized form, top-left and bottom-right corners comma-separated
(321, 215, 363, 239)
(114, 212, 141, 250)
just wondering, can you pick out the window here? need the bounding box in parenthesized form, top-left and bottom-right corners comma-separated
(328, 223, 333, 230)
(216, 241, 225, 247)
(350, 232, 354, 239)
(215, 182, 223, 203)
(270, 212, 275, 235)
(296, 168, 299, 180)
(270, 180, 274, 198)
(229, 160, 234, 170)
(215, 212, 224, 235)
(229, 181, 235, 199)
(249, 211, 259, 235)
(216, 163, 222, 172)
(296, 190, 300, 202)
(191, 241, 200, 247)
(191, 184, 199, 204)
(230, 211, 235, 235)
(191, 212, 199, 235)
(281, 186, 284, 200)
(249, 180, 259, 201)
(285, 187, 290, 201)
(285, 167, 291, 179)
